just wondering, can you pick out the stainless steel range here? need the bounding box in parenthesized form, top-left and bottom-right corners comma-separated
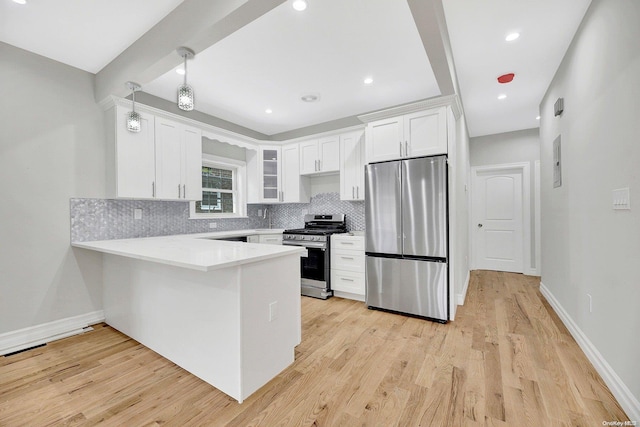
(283, 214, 347, 299)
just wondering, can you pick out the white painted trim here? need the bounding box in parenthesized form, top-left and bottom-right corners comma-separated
(333, 290, 365, 302)
(0, 310, 104, 356)
(533, 160, 541, 276)
(470, 162, 531, 274)
(357, 95, 461, 123)
(539, 283, 640, 421)
(456, 270, 471, 306)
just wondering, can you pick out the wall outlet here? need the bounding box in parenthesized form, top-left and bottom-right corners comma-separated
(269, 301, 278, 322)
(134, 208, 142, 220)
(209, 222, 217, 229)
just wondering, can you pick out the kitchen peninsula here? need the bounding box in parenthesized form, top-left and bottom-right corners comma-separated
(73, 232, 304, 403)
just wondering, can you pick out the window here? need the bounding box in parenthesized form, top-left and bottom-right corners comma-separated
(190, 155, 246, 218)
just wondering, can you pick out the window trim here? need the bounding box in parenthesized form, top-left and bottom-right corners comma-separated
(189, 154, 247, 219)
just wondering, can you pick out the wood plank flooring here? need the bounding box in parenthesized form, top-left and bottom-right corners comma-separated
(0, 271, 630, 426)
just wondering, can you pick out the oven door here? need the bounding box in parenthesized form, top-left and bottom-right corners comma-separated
(283, 240, 329, 291)
(300, 246, 326, 287)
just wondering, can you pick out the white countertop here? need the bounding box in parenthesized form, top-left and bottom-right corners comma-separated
(72, 229, 305, 272)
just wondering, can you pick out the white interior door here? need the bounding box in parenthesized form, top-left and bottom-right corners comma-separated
(473, 168, 524, 273)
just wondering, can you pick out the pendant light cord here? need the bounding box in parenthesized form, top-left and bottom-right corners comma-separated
(183, 54, 188, 86)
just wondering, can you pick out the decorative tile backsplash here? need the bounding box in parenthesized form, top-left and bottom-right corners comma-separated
(70, 192, 364, 242)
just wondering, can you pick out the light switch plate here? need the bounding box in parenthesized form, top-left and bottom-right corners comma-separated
(612, 187, 630, 210)
(134, 208, 142, 220)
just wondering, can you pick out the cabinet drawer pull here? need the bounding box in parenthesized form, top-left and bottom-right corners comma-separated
(340, 256, 354, 260)
(340, 277, 355, 282)
(340, 242, 354, 245)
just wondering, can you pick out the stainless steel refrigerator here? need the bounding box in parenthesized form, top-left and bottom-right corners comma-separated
(365, 155, 448, 322)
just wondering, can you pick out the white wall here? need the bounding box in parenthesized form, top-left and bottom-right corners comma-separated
(470, 128, 539, 167)
(539, 0, 640, 417)
(470, 128, 540, 272)
(452, 111, 471, 309)
(0, 43, 105, 334)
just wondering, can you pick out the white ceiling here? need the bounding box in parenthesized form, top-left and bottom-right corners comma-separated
(143, 0, 439, 135)
(0, 0, 594, 139)
(442, 0, 592, 137)
(0, 0, 184, 73)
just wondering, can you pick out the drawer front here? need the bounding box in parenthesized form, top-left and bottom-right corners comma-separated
(259, 234, 283, 245)
(331, 270, 365, 295)
(331, 235, 365, 251)
(332, 249, 365, 272)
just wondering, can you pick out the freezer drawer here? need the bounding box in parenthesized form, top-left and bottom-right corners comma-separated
(366, 256, 448, 321)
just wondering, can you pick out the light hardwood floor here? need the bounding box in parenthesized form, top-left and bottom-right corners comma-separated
(0, 271, 629, 426)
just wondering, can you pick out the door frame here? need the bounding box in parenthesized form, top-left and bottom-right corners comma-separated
(470, 162, 533, 275)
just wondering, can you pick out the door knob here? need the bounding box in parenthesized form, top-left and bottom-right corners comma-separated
(477, 224, 483, 228)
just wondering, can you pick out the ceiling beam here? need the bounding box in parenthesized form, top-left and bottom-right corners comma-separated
(407, 0, 458, 96)
(95, 0, 286, 103)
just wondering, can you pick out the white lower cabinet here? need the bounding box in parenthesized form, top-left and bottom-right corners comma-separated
(331, 234, 365, 301)
(247, 234, 283, 245)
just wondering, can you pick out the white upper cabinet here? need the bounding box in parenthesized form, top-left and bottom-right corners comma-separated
(299, 135, 340, 175)
(281, 143, 310, 203)
(339, 130, 365, 201)
(366, 107, 447, 163)
(155, 117, 203, 200)
(108, 106, 202, 201)
(114, 107, 156, 199)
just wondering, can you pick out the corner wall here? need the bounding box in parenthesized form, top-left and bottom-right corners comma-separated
(0, 43, 106, 334)
(539, 0, 640, 418)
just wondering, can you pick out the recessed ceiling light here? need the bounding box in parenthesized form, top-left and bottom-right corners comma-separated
(363, 77, 374, 85)
(498, 94, 507, 100)
(292, 0, 307, 11)
(301, 93, 320, 103)
(176, 68, 185, 75)
(536, 116, 541, 120)
(265, 108, 273, 114)
(505, 32, 520, 42)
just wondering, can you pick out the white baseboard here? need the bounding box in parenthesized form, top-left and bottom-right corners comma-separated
(333, 290, 365, 302)
(456, 270, 471, 306)
(540, 283, 640, 421)
(0, 310, 105, 356)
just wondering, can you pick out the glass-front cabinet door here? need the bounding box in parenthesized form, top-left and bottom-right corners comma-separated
(261, 147, 281, 203)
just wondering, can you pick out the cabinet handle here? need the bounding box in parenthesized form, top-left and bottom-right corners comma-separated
(178, 184, 181, 198)
(340, 256, 354, 260)
(318, 159, 321, 171)
(183, 184, 186, 198)
(340, 277, 355, 282)
(352, 186, 355, 199)
(356, 186, 359, 199)
(405, 141, 409, 157)
(340, 242, 354, 245)
(152, 182, 155, 198)
(399, 141, 403, 157)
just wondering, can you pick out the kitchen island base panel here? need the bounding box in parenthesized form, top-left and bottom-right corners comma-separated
(102, 253, 301, 403)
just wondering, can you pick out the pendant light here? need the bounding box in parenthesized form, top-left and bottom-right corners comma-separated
(125, 81, 142, 133)
(177, 47, 195, 111)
